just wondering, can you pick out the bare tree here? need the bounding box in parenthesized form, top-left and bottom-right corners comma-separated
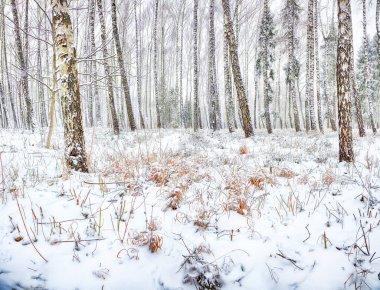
(52, 0, 88, 172)
(224, 18, 234, 133)
(361, 0, 377, 134)
(96, 0, 120, 135)
(135, 0, 145, 129)
(11, 0, 35, 130)
(314, 0, 323, 133)
(208, 0, 221, 131)
(337, 0, 354, 162)
(193, 0, 201, 131)
(154, 0, 162, 128)
(284, 0, 301, 132)
(37, 8, 48, 127)
(179, 0, 186, 127)
(306, 0, 317, 131)
(222, 0, 253, 138)
(110, 0, 137, 131)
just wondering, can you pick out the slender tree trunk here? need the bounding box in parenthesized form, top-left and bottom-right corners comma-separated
(286, 0, 301, 132)
(323, 34, 337, 131)
(134, 0, 145, 129)
(37, 10, 48, 127)
(89, 0, 101, 126)
(362, 0, 377, 134)
(11, 0, 34, 131)
(46, 45, 57, 149)
(52, 0, 88, 172)
(193, 0, 201, 131)
(96, 0, 120, 135)
(0, 0, 8, 128)
(314, 0, 323, 133)
(350, 58, 366, 137)
(297, 78, 305, 127)
(377, 0, 380, 128)
(224, 22, 234, 133)
(0, 82, 7, 128)
(222, 0, 253, 138)
(306, 0, 317, 131)
(323, 18, 339, 132)
(208, 0, 221, 131)
(254, 67, 259, 130)
(337, 0, 354, 162)
(179, 3, 185, 127)
(1, 0, 17, 128)
(153, 0, 162, 129)
(110, 0, 136, 131)
(160, 5, 166, 127)
(24, 0, 29, 85)
(262, 0, 273, 134)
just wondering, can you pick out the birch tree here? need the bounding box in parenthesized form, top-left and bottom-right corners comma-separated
(257, 0, 275, 134)
(89, 0, 101, 126)
(306, 0, 317, 131)
(222, 0, 253, 138)
(283, 0, 301, 132)
(208, 0, 221, 131)
(154, 0, 162, 128)
(322, 20, 338, 132)
(314, 0, 323, 133)
(337, 0, 354, 162)
(11, 0, 35, 130)
(110, 0, 137, 131)
(361, 0, 377, 134)
(52, 0, 88, 172)
(224, 20, 234, 133)
(96, 0, 120, 135)
(37, 8, 48, 127)
(135, 0, 145, 129)
(193, 0, 201, 131)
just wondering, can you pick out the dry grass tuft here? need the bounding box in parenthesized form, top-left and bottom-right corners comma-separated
(235, 198, 250, 216)
(239, 145, 248, 155)
(149, 168, 168, 186)
(148, 234, 163, 253)
(194, 211, 211, 230)
(277, 168, 297, 179)
(322, 171, 335, 186)
(130, 231, 163, 253)
(248, 176, 265, 190)
(297, 175, 308, 185)
(167, 189, 182, 210)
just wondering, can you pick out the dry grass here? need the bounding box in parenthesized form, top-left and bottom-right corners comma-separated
(130, 231, 163, 253)
(248, 176, 265, 190)
(148, 235, 163, 253)
(276, 168, 297, 179)
(194, 211, 211, 230)
(149, 167, 169, 186)
(239, 145, 248, 155)
(322, 170, 335, 186)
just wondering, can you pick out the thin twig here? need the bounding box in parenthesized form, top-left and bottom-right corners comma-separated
(303, 224, 310, 243)
(16, 196, 48, 263)
(276, 250, 303, 270)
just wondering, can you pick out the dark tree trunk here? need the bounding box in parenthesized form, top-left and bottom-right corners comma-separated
(110, 0, 137, 131)
(222, 0, 253, 138)
(52, 0, 88, 172)
(96, 0, 120, 135)
(337, 0, 354, 162)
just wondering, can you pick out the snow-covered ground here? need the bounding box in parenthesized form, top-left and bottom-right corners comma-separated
(0, 128, 379, 290)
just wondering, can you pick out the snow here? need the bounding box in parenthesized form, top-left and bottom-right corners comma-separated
(0, 128, 379, 290)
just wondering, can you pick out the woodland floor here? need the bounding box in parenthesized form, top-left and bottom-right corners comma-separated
(0, 128, 379, 290)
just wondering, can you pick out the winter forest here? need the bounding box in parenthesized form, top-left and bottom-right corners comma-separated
(0, 0, 379, 289)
